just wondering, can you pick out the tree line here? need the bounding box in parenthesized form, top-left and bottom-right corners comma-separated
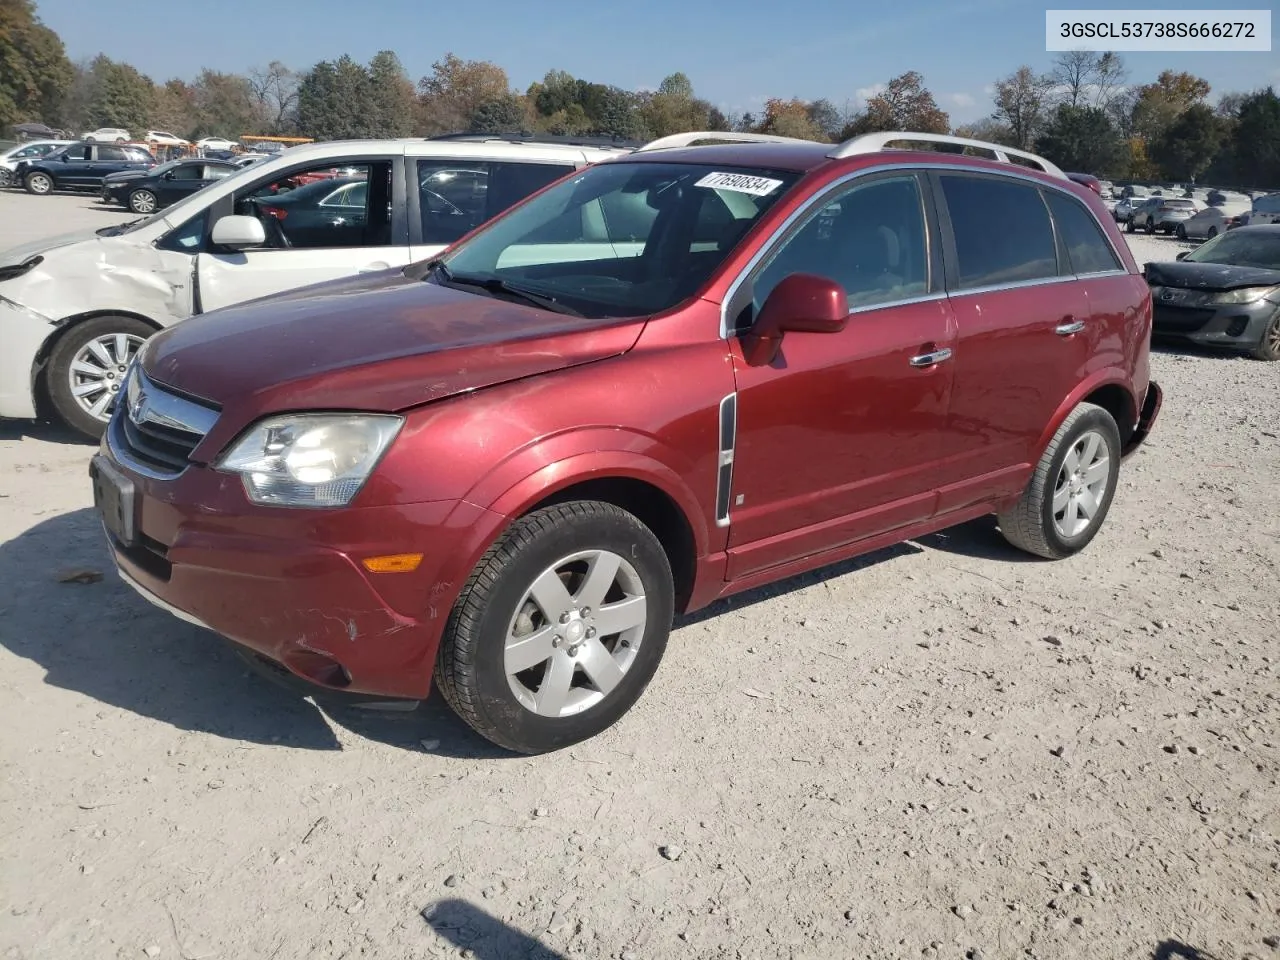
(3, 0, 1277, 187)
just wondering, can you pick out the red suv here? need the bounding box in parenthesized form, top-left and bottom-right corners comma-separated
(91, 131, 1162, 754)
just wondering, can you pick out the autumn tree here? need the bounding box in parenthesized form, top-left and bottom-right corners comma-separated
(0, 0, 73, 128)
(150, 79, 196, 136)
(638, 72, 714, 137)
(417, 53, 510, 135)
(756, 98, 827, 141)
(952, 118, 1016, 145)
(841, 71, 948, 137)
(992, 66, 1055, 150)
(1131, 70, 1210, 142)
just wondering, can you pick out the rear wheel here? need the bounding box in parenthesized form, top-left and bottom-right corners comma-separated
(24, 172, 52, 195)
(436, 501, 674, 754)
(128, 189, 157, 214)
(1206, 226, 1218, 239)
(1126, 218, 1136, 233)
(46, 316, 154, 439)
(1175, 224, 1187, 240)
(998, 403, 1121, 560)
(1145, 219, 1156, 234)
(1251, 310, 1280, 362)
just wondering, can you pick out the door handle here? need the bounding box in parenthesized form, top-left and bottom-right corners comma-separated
(1055, 318, 1086, 336)
(909, 347, 953, 367)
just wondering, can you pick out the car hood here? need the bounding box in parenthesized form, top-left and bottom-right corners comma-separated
(142, 270, 646, 441)
(0, 228, 102, 268)
(1146, 260, 1280, 291)
(103, 170, 150, 185)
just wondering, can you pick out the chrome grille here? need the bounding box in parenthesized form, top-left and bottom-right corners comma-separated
(108, 367, 219, 478)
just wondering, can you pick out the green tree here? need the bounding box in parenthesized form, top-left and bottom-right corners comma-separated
(952, 118, 1016, 145)
(417, 53, 510, 134)
(368, 51, 416, 136)
(150, 79, 196, 137)
(297, 55, 380, 140)
(86, 55, 154, 131)
(1131, 70, 1210, 142)
(1035, 104, 1125, 174)
(470, 93, 526, 133)
(191, 68, 260, 138)
(1149, 103, 1221, 181)
(1230, 87, 1280, 187)
(639, 72, 711, 137)
(0, 0, 73, 128)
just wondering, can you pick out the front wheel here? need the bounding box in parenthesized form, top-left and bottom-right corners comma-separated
(25, 172, 52, 195)
(0, 168, 11, 188)
(1176, 225, 1187, 240)
(998, 402, 1121, 560)
(436, 501, 674, 754)
(1251, 310, 1280, 362)
(128, 189, 157, 214)
(1126, 218, 1136, 233)
(46, 316, 154, 439)
(1145, 219, 1156, 234)
(1206, 226, 1218, 239)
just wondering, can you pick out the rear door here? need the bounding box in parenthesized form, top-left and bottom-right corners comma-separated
(408, 158, 577, 261)
(930, 171, 1092, 513)
(91, 144, 134, 183)
(196, 154, 408, 312)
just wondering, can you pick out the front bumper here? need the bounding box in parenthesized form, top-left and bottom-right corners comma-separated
(91, 438, 497, 700)
(1152, 295, 1279, 349)
(0, 296, 54, 420)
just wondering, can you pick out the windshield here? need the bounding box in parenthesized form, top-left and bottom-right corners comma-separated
(1185, 231, 1280, 270)
(437, 161, 799, 318)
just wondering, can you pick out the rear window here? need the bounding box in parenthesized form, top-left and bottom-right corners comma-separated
(940, 174, 1058, 289)
(1165, 199, 1196, 209)
(1045, 192, 1122, 275)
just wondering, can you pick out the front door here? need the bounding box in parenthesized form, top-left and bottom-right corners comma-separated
(56, 144, 94, 186)
(197, 158, 407, 312)
(725, 173, 957, 580)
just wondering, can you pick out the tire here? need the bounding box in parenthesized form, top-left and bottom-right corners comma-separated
(1145, 219, 1156, 234)
(128, 189, 157, 214)
(24, 172, 53, 195)
(0, 169, 11, 188)
(1207, 226, 1218, 239)
(1176, 225, 1187, 240)
(997, 402, 1122, 560)
(47, 316, 154, 439)
(1126, 218, 1136, 233)
(436, 501, 675, 754)
(1250, 310, 1280, 362)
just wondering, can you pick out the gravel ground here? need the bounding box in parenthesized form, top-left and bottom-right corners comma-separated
(1, 198, 1277, 960)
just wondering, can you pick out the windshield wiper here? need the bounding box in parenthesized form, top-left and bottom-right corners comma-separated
(439, 270, 582, 316)
(95, 217, 144, 237)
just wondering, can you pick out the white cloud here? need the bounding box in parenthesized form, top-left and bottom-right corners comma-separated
(855, 83, 887, 104)
(982, 84, 996, 96)
(945, 92, 977, 108)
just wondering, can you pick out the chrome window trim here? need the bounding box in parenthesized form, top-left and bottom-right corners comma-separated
(847, 291, 948, 316)
(946, 275, 1076, 299)
(1073, 268, 1128, 280)
(719, 160, 1132, 338)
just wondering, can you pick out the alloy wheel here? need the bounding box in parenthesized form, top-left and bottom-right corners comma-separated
(1052, 430, 1111, 539)
(504, 549, 648, 718)
(0, 169, 11, 188)
(67, 332, 145, 422)
(27, 173, 51, 194)
(130, 190, 156, 214)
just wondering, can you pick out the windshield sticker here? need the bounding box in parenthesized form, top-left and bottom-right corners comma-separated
(694, 172, 783, 197)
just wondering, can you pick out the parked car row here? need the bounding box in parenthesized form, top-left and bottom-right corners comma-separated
(75, 130, 1163, 753)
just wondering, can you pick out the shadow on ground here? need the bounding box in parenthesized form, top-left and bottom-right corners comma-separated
(2, 505, 1023, 758)
(1152, 941, 1225, 960)
(0, 418, 95, 447)
(422, 900, 567, 959)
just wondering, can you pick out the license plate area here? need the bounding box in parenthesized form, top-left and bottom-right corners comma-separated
(91, 456, 137, 547)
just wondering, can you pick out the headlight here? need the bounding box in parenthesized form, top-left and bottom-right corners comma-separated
(1212, 285, 1280, 305)
(218, 414, 402, 507)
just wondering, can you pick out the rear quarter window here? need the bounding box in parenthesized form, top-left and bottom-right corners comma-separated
(1045, 191, 1122, 275)
(939, 174, 1058, 289)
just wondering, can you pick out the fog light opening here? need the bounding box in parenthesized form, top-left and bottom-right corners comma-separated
(1225, 316, 1249, 338)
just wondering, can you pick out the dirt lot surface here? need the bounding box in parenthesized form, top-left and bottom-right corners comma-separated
(1, 195, 1277, 960)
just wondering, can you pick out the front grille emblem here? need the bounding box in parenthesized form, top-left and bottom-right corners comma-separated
(129, 388, 150, 425)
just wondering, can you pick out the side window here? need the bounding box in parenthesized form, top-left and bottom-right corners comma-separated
(233, 161, 394, 250)
(486, 162, 574, 219)
(940, 175, 1058, 289)
(67, 146, 91, 161)
(157, 211, 208, 252)
(169, 164, 203, 181)
(418, 161, 489, 244)
(1045, 191, 1122, 275)
(204, 165, 234, 181)
(752, 175, 930, 314)
(97, 145, 128, 162)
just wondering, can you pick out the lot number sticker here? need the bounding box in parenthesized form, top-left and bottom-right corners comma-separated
(694, 172, 783, 197)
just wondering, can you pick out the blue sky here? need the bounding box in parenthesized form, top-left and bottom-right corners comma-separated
(33, 0, 1280, 124)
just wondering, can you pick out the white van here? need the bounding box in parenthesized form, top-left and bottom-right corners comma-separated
(0, 136, 635, 436)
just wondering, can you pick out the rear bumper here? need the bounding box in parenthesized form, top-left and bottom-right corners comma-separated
(1121, 381, 1162, 460)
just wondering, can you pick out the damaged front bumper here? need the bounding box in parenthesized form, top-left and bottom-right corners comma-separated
(0, 295, 56, 420)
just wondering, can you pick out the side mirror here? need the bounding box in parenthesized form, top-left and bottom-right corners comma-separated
(743, 273, 848, 365)
(1176, 252, 1189, 261)
(211, 214, 266, 251)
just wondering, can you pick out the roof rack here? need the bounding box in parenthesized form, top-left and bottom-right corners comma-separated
(826, 131, 1067, 180)
(636, 131, 817, 152)
(427, 132, 641, 149)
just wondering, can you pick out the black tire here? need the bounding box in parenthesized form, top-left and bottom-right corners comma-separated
(997, 402, 1122, 560)
(128, 189, 157, 214)
(1206, 226, 1218, 239)
(1176, 225, 1187, 240)
(0, 169, 11, 188)
(24, 171, 53, 195)
(1145, 219, 1156, 234)
(436, 501, 674, 754)
(1126, 218, 1136, 233)
(1250, 310, 1280, 362)
(46, 315, 155, 439)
